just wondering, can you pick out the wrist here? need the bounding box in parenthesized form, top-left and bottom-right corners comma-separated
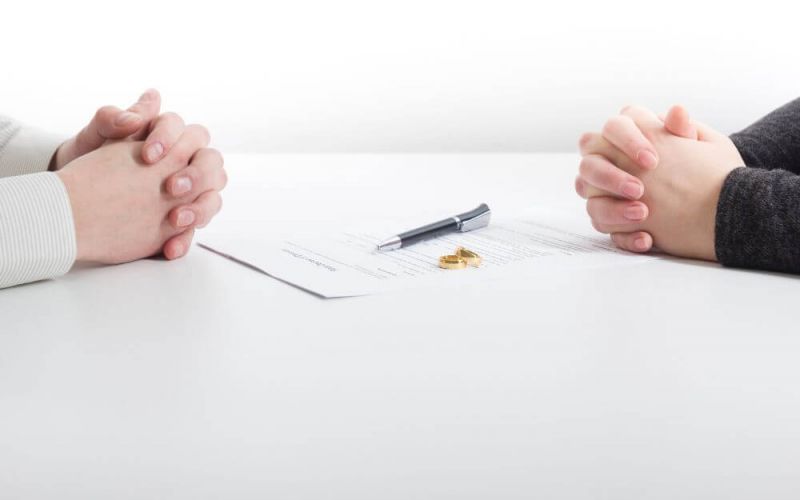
(703, 167, 741, 262)
(56, 168, 88, 262)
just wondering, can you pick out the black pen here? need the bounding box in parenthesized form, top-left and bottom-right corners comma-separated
(376, 203, 491, 251)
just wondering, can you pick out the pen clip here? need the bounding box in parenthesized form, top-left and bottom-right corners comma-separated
(457, 203, 491, 232)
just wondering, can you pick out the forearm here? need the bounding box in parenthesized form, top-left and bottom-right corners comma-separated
(715, 167, 800, 273)
(730, 98, 800, 173)
(0, 116, 63, 178)
(0, 172, 77, 289)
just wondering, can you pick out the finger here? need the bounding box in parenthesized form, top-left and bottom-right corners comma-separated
(586, 197, 649, 225)
(99, 89, 161, 141)
(73, 90, 163, 154)
(610, 232, 654, 253)
(578, 132, 640, 173)
(664, 105, 698, 139)
(590, 218, 646, 235)
(576, 175, 622, 199)
(127, 89, 162, 142)
(142, 112, 185, 164)
(158, 124, 211, 174)
(579, 154, 645, 200)
(165, 148, 226, 198)
(693, 119, 730, 143)
(619, 104, 665, 130)
(574, 175, 589, 198)
(601, 114, 659, 169)
(163, 228, 195, 260)
(127, 88, 161, 126)
(658, 110, 726, 143)
(168, 190, 223, 230)
(72, 105, 139, 156)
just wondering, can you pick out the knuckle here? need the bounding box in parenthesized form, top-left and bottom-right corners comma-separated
(173, 147, 192, 166)
(161, 111, 183, 124)
(140, 88, 159, 102)
(206, 147, 224, 164)
(600, 120, 614, 137)
(620, 104, 645, 116)
(574, 176, 586, 198)
(578, 132, 595, 150)
(590, 218, 607, 234)
(586, 198, 601, 217)
(590, 197, 617, 224)
(611, 233, 630, 250)
(188, 124, 211, 144)
(602, 116, 623, 136)
(196, 147, 224, 167)
(95, 105, 115, 120)
(218, 167, 228, 190)
(578, 155, 594, 177)
(582, 155, 614, 186)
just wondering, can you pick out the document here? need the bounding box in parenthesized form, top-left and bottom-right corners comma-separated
(200, 209, 656, 298)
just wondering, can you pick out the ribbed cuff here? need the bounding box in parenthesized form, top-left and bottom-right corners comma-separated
(0, 172, 77, 288)
(715, 166, 800, 273)
(0, 117, 64, 177)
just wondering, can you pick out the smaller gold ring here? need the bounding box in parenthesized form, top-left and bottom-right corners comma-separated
(439, 255, 467, 270)
(455, 247, 482, 267)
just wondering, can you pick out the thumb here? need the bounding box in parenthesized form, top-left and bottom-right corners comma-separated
(101, 89, 161, 140)
(664, 105, 698, 140)
(70, 105, 140, 158)
(79, 89, 161, 147)
(69, 91, 162, 161)
(662, 105, 729, 144)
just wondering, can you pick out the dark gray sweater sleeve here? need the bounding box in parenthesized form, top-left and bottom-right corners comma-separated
(715, 98, 800, 272)
(729, 97, 800, 172)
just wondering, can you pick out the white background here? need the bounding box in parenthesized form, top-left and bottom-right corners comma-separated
(1, 0, 797, 153)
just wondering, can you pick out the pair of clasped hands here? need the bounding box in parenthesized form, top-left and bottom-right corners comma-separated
(58, 92, 740, 266)
(575, 104, 744, 261)
(53, 89, 226, 264)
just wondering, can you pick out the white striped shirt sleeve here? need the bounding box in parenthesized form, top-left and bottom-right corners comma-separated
(0, 115, 64, 177)
(0, 116, 75, 289)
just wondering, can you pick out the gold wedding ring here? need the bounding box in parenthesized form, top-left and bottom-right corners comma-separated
(456, 247, 482, 267)
(439, 255, 467, 270)
(439, 247, 482, 270)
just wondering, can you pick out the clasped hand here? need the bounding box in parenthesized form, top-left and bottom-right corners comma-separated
(576, 104, 744, 261)
(53, 89, 227, 263)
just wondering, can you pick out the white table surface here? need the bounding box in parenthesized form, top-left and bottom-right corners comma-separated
(2, 154, 800, 499)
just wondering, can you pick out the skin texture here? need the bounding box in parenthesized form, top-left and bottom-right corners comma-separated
(576, 105, 744, 261)
(50, 89, 225, 259)
(56, 130, 225, 264)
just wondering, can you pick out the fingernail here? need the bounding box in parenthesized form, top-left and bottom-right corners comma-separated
(176, 210, 195, 227)
(114, 112, 139, 126)
(621, 181, 644, 199)
(637, 150, 658, 169)
(146, 142, 164, 162)
(624, 204, 647, 221)
(172, 176, 192, 195)
(635, 236, 650, 251)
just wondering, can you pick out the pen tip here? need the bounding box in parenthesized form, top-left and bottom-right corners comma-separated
(377, 236, 401, 252)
